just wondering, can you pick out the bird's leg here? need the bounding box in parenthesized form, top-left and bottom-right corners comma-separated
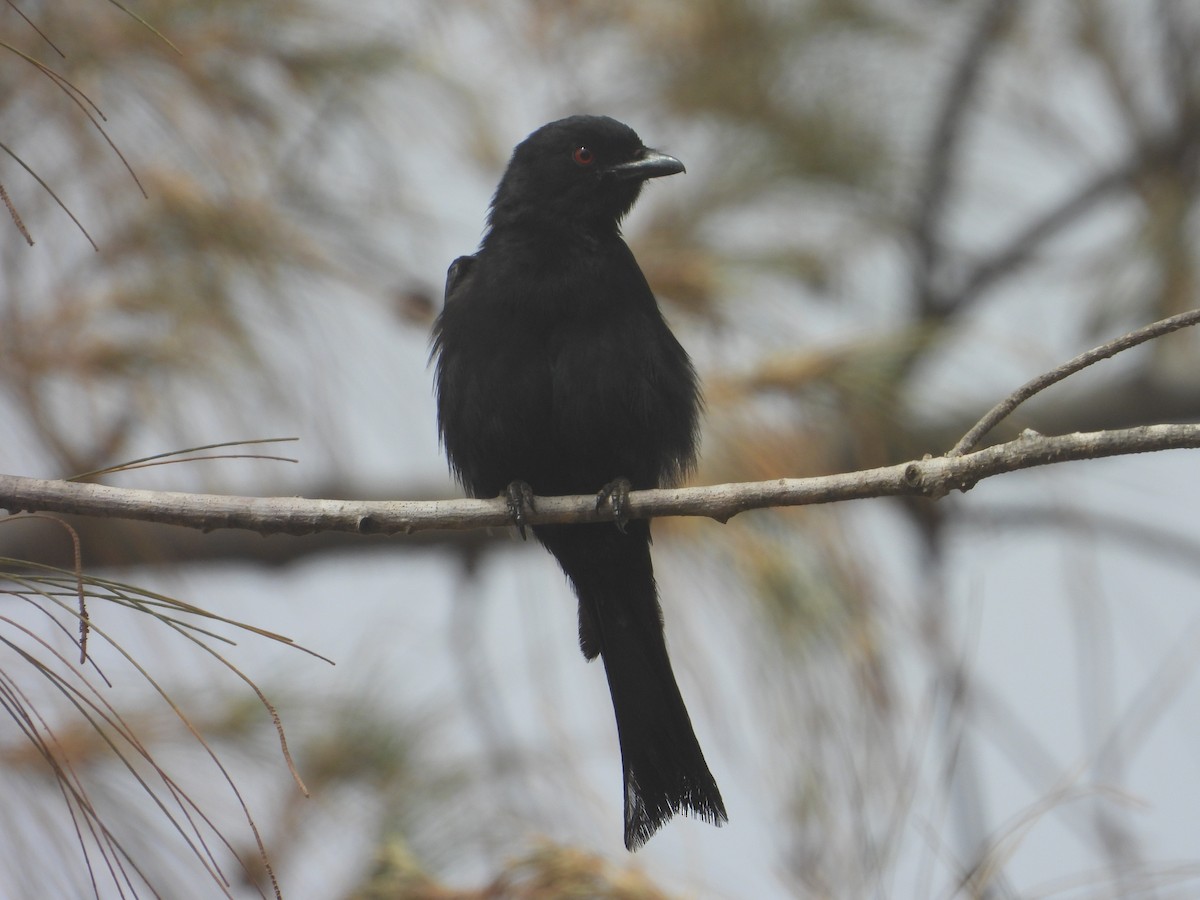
(596, 477, 633, 533)
(505, 480, 536, 540)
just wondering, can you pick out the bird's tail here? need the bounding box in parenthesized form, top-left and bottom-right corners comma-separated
(536, 520, 727, 850)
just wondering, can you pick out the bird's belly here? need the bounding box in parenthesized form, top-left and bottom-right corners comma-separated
(546, 332, 662, 491)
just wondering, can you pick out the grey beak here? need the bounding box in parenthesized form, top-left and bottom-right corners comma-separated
(607, 148, 686, 181)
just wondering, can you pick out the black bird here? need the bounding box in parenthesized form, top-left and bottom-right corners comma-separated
(432, 115, 726, 850)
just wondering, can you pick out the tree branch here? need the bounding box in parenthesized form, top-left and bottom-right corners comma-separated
(1, 424, 1197, 538)
(950, 308, 1200, 455)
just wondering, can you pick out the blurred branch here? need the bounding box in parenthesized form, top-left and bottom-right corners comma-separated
(920, 26, 1200, 317)
(949, 149, 1147, 310)
(1, 424, 1198, 536)
(965, 503, 1200, 574)
(911, 0, 1018, 316)
(0, 179, 31, 245)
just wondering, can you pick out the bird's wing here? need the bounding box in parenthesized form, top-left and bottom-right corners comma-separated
(444, 254, 477, 304)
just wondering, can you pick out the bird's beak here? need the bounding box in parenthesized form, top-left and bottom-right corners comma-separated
(607, 149, 686, 181)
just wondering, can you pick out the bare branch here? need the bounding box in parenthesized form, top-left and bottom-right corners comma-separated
(1, 424, 1197, 538)
(950, 309, 1200, 455)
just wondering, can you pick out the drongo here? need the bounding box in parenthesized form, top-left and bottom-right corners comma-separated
(432, 115, 726, 849)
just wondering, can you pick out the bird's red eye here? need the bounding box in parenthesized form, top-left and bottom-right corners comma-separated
(572, 146, 596, 166)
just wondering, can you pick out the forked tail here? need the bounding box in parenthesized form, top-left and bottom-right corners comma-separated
(536, 520, 727, 849)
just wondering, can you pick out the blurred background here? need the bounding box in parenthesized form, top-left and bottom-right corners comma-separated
(2, 1, 1200, 897)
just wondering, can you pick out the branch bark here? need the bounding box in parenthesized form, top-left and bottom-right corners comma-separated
(2, 424, 1197, 539)
(951, 308, 1200, 455)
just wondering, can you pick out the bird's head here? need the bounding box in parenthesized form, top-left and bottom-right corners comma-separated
(488, 115, 684, 233)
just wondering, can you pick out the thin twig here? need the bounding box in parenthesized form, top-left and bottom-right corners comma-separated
(5, 0, 65, 57)
(0, 42, 148, 200)
(949, 309, 1200, 456)
(0, 180, 33, 246)
(0, 141, 97, 250)
(70, 437, 300, 480)
(104, 0, 182, 55)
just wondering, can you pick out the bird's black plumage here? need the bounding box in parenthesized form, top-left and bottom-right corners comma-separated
(432, 115, 726, 849)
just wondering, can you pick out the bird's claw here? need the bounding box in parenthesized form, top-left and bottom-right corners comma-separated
(505, 481, 536, 539)
(596, 477, 633, 533)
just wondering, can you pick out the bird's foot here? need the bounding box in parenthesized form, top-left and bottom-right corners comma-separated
(596, 477, 633, 533)
(504, 481, 536, 540)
